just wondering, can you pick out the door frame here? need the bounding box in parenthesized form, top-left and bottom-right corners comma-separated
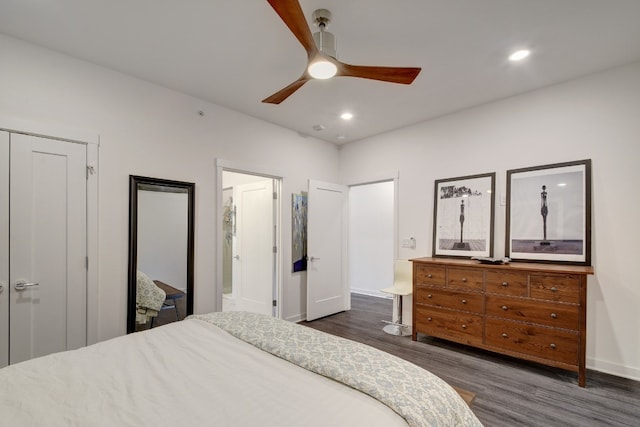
(215, 159, 283, 318)
(0, 118, 99, 346)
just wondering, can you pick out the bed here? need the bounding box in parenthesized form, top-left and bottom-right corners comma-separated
(0, 311, 482, 426)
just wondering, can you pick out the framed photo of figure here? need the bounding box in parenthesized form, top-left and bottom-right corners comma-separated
(432, 172, 495, 258)
(506, 159, 592, 265)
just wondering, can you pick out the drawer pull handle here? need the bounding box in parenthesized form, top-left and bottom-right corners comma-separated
(427, 274, 433, 279)
(550, 313, 558, 319)
(551, 286, 558, 292)
(461, 324, 467, 329)
(550, 343, 557, 349)
(427, 294, 432, 299)
(502, 333, 508, 338)
(501, 305, 508, 311)
(501, 281, 508, 287)
(462, 277, 467, 282)
(461, 299, 467, 304)
(427, 317, 432, 321)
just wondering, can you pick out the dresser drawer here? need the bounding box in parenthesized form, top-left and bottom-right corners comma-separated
(530, 274, 580, 303)
(485, 270, 528, 296)
(485, 318, 579, 365)
(486, 295, 579, 330)
(415, 264, 446, 286)
(447, 268, 484, 291)
(415, 286, 483, 313)
(415, 306, 483, 346)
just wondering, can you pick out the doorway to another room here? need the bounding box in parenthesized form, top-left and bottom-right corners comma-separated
(220, 170, 281, 317)
(348, 180, 396, 298)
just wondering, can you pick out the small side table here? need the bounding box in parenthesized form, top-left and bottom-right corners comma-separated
(151, 280, 185, 326)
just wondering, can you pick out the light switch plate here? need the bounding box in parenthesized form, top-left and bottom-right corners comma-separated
(401, 237, 416, 249)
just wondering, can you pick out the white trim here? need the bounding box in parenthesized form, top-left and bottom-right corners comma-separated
(343, 170, 399, 187)
(215, 158, 286, 181)
(351, 289, 392, 299)
(288, 314, 306, 323)
(587, 356, 640, 381)
(215, 158, 284, 319)
(86, 141, 99, 345)
(0, 115, 99, 146)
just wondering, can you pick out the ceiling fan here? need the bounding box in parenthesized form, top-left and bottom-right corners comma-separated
(262, 0, 422, 104)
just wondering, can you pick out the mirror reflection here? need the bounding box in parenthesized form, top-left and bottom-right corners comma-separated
(127, 175, 194, 333)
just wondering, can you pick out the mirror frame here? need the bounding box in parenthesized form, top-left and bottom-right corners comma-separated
(127, 175, 195, 333)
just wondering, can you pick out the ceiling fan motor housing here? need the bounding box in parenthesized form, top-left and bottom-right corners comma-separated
(313, 31, 337, 58)
(312, 9, 337, 58)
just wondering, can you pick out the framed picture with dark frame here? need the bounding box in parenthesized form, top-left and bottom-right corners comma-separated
(506, 159, 592, 265)
(433, 172, 495, 258)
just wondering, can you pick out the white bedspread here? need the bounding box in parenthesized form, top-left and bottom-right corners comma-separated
(0, 314, 481, 427)
(195, 311, 482, 427)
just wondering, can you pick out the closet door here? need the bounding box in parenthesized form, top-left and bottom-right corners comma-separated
(9, 133, 87, 364)
(0, 131, 8, 368)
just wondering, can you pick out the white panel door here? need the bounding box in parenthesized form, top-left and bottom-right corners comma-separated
(0, 131, 9, 368)
(9, 133, 87, 364)
(233, 180, 274, 315)
(307, 180, 349, 321)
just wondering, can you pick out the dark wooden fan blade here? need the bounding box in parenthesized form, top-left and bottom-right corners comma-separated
(267, 0, 318, 56)
(262, 75, 310, 104)
(337, 63, 421, 84)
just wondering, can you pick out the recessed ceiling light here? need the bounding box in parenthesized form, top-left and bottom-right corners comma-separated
(340, 112, 353, 120)
(509, 50, 531, 62)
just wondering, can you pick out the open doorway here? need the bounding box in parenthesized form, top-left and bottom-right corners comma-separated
(219, 169, 281, 317)
(348, 180, 396, 297)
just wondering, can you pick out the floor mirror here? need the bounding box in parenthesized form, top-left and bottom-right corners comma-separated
(127, 175, 195, 333)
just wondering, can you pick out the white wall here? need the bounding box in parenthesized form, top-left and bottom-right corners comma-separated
(339, 61, 640, 380)
(349, 181, 394, 297)
(0, 34, 339, 341)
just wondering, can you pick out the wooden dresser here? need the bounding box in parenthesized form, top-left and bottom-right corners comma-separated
(411, 257, 594, 386)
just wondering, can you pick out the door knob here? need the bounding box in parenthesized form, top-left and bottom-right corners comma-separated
(233, 255, 240, 260)
(14, 280, 40, 291)
(308, 256, 320, 262)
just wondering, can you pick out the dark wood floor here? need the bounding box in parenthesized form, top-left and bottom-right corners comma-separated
(302, 294, 640, 427)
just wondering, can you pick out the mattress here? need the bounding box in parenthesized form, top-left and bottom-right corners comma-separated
(0, 311, 482, 426)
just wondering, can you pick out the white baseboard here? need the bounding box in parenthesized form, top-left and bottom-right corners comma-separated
(288, 313, 306, 323)
(587, 357, 640, 381)
(351, 289, 392, 299)
(288, 291, 390, 323)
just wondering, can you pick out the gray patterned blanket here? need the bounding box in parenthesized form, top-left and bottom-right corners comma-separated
(192, 311, 482, 427)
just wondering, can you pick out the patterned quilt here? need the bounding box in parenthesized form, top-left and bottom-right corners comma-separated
(193, 311, 483, 427)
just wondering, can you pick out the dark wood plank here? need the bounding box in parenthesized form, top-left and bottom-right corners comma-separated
(302, 294, 640, 427)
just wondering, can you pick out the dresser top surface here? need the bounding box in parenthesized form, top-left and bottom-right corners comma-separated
(410, 257, 594, 275)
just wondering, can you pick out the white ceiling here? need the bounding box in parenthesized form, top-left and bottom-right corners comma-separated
(1, 0, 640, 144)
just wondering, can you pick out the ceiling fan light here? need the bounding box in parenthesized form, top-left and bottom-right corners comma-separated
(308, 60, 337, 79)
(509, 49, 531, 61)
